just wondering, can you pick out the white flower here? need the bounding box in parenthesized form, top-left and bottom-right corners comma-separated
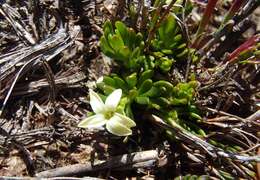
(78, 89, 136, 136)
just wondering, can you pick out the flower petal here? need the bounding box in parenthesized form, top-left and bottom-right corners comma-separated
(114, 113, 136, 128)
(106, 115, 132, 136)
(78, 114, 106, 129)
(105, 89, 122, 111)
(89, 89, 104, 113)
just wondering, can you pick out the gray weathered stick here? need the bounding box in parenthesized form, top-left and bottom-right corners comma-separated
(0, 177, 104, 180)
(36, 150, 158, 177)
(150, 114, 260, 162)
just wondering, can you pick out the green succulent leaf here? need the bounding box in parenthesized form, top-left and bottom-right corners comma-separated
(128, 28, 137, 50)
(135, 96, 150, 105)
(113, 76, 128, 91)
(171, 98, 188, 105)
(108, 34, 124, 51)
(141, 86, 160, 97)
(135, 33, 144, 48)
(115, 21, 128, 44)
(130, 47, 141, 59)
(173, 34, 182, 42)
(97, 83, 115, 95)
(103, 76, 116, 87)
(177, 43, 186, 50)
(138, 79, 153, 95)
(158, 57, 173, 72)
(176, 48, 189, 58)
(158, 14, 177, 45)
(118, 46, 131, 61)
(161, 49, 173, 55)
(126, 73, 137, 88)
(100, 36, 115, 56)
(138, 70, 154, 87)
(152, 97, 171, 107)
(103, 21, 113, 38)
(153, 80, 174, 92)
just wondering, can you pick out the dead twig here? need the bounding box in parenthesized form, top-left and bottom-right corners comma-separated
(0, 3, 36, 45)
(149, 114, 260, 162)
(246, 110, 260, 122)
(0, 26, 80, 116)
(0, 126, 35, 176)
(36, 150, 158, 177)
(0, 177, 104, 180)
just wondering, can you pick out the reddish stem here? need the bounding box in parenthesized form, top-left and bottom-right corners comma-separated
(197, 0, 219, 35)
(192, 0, 218, 48)
(228, 35, 259, 62)
(223, 0, 245, 24)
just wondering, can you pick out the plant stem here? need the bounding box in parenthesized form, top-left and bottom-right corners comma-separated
(227, 35, 259, 63)
(199, 0, 260, 57)
(146, 0, 177, 52)
(192, 0, 219, 48)
(221, 0, 245, 26)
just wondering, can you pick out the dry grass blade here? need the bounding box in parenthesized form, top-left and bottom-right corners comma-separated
(0, 3, 35, 45)
(0, 26, 80, 115)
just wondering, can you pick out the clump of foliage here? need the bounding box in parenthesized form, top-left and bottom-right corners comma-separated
(99, 16, 203, 137)
(100, 21, 145, 70)
(87, 0, 260, 179)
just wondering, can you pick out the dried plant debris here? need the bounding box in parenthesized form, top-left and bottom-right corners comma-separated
(0, 0, 259, 179)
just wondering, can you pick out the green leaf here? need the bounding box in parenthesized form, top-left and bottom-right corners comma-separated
(113, 76, 128, 90)
(189, 81, 198, 88)
(97, 83, 115, 95)
(103, 21, 113, 38)
(138, 70, 154, 87)
(108, 34, 124, 51)
(153, 97, 171, 107)
(135, 33, 143, 47)
(138, 79, 153, 95)
(125, 73, 137, 88)
(130, 47, 141, 59)
(176, 48, 189, 58)
(177, 43, 186, 50)
(135, 96, 150, 105)
(153, 51, 165, 58)
(190, 112, 202, 120)
(100, 36, 115, 57)
(103, 76, 116, 87)
(118, 46, 131, 61)
(169, 42, 179, 49)
(128, 28, 136, 50)
(158, 26, 166, 43)
(164, 14, 177, 35)
(174, 34, 182, 42)
(157, 14, 179, 48)
(159, 57, 173, 72)
(125, 102, 134, 119)
(161, 49, 173, 55)
(115, 21, 128, 45)
(171, 98, 188, 105)
(153, 80, 173, 92)
(139, 41, 145, 51)
(141, 86, 160, 97)
(158, 86, 167, 95)
(128, 89, 138, 100)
